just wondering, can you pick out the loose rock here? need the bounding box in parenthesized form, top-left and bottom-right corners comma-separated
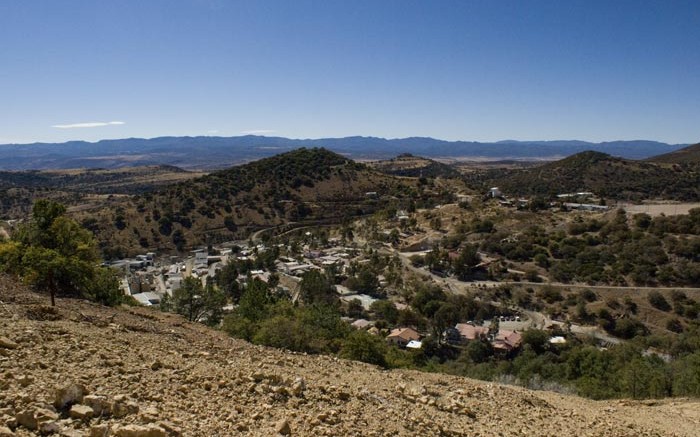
(54, 383, 87, 410)
(69, 404, 94, 420)
(0, 337, 18, 350)
(114, 424, 166, 437)
(275, 419, 292, 435)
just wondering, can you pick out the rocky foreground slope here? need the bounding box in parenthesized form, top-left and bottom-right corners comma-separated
(1, 276, 698, 437)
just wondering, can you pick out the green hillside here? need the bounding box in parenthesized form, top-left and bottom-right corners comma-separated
(75, 148, 424, 256)
(369, 153, 462, 179)
(480, 151, 700, 200)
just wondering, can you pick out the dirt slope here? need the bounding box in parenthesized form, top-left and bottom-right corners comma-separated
(1, 276, 698, 437)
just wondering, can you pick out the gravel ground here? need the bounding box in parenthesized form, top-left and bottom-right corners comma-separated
(1, 275, 698, 437)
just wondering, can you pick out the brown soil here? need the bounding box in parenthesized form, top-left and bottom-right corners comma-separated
(1, 275, 698, 436)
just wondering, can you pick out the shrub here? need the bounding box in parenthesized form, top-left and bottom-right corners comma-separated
(648, 291, 671, 312)
(340, 331, 388, 367)
(666, 318, 684, 333)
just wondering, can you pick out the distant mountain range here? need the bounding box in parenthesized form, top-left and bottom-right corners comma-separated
(0, 136, 689, 170)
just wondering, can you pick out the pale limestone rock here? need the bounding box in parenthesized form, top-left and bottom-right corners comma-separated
(37, 420, 60, 435)
(34, 408, 59, 422)
(15, 409, 37, 431)
(54, 383, 87, 410)
(275, 419, 291, 435)
(82, 395, 110, 416)
(16, 375, 33, 387)
(139, 406, 159, 423)
(89, 424, 110, 437)
(113, 424, 166, 437)
(69, 404, 94, 420)
(290, 378, 305, 396)
(156, 421, 182, 437)
(0, 337, 18, 350)
(111, 395, 138, 418)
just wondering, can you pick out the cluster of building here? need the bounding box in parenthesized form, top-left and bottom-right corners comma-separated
(487, 187, 609, 212)
(276, 244, 357, 277)
(487, 187, 530, 209)
(109, 246, 234, 307)
(446, 323, 524, 354)
(345, 319, 527, 354)
(109, 237, 369, 309)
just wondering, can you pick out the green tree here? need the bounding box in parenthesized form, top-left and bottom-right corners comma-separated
(215, 262, 241, 302)
(340, 330, 387, 367)
(346, 298, 365, 319)
(431, 302, 459, 342)
(0, 200, 118, 307)
(253, 313, 316, 353)
(648, 291, 671, 312)
(672, 352, 700, 397)
(521, 329, 550, 354)
(173, 277, 203, 322)
(370, 300, 400, 325)
(238, 278, 273, 322)
(172, 229, 187, 252)
(411, 282, 447, 316)
(453, 244, 480, 280)
(83, 266, 123, 307)
(463, 340, 493, 363)
(299, 270, 336, 306)
(355, 267, 380, 295)
(21, 246, 79, 307)
(172, 276, 225, 325)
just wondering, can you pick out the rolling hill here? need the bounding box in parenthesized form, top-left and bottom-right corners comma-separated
(648, 142, 700, 164)
(0, 165, 200, 193)
(71, 148, 427, 256)
(368, 153, 462, 179)
(0, 166, 203, 221)
(478, 151, 700, 201)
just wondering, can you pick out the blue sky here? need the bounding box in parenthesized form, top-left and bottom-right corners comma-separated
(1, 0, 698, 144)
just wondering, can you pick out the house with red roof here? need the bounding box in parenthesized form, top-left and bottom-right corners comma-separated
(492, 329, 523, 354)
(454, 323, 489, 343)
(386, 327, 421, 348)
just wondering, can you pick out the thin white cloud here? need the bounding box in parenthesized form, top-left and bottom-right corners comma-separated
(207, 130, 219, 134)
(52, 121, 125, 129)
(240, 129, 275, 135)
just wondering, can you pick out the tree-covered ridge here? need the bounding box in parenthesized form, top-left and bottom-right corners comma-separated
(369, 154, 462, 179)
(473, 208, 700, 287)
(178, 147, 366, 201)
(474, 151, 700, 201)
(0, 166, 202, 222)
(209, 147, 362, 187)
(72, 148, 425, 256)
